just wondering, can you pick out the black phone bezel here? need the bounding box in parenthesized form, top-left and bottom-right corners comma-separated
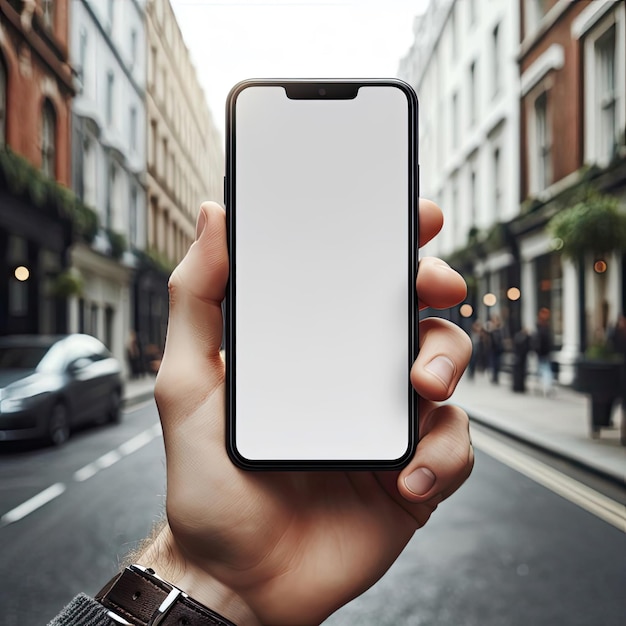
(224, 79, 419, 471)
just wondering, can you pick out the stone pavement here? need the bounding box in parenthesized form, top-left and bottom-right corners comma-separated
(453, 370, 625, 485)
(120, 371, 626, 485)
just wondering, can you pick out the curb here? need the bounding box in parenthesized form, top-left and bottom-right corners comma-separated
(122, 389, 155, 409)
(468, 412, 626, 488)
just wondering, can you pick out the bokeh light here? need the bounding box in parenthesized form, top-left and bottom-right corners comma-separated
(507, 287, 521, 301)
(483, 293, 497, 307)
(593, 260, 607, 274)
(14, 266, 30, 281)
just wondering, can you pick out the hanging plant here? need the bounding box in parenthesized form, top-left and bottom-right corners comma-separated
(49, 269, 84, 298)
(548, 188, 626, 259)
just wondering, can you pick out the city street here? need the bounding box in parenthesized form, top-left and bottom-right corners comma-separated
(0, 401, 624, 626)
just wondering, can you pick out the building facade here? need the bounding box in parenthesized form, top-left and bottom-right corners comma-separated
(399, 0, 521, 332)
(143, 0, 223, 350)
(400, 0, 626, 384)
(69, 0, 147, 370)
(0, 0, 75, 335)
(514, 0, 626, 382)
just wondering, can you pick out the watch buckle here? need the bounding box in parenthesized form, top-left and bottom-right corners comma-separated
(150, 587, 183, 626)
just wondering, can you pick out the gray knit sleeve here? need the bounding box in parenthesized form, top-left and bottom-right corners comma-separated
(47, 594, 111, 626)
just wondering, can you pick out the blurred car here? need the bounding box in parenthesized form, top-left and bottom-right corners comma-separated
(0, 334, 123, 445)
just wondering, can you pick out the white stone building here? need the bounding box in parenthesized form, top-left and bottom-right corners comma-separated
(69, 0, 147, 372)
(399, 0, 521, 330)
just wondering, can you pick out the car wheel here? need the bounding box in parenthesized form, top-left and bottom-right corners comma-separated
(48, 403, 70, 446)
(108, 388, 122, 424)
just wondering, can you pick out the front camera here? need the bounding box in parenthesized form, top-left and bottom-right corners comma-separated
(318, 88, 327, 96)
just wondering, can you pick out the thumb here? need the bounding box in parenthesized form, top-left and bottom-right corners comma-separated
(156, 202, 229, 415)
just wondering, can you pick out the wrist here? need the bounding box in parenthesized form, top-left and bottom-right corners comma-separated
(135, 524, 260, 626)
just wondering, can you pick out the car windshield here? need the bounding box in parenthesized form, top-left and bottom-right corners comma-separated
(0, 346, 50, 369)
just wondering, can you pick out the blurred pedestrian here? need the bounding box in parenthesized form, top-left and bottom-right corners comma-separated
(532, 307, 553, 396)
(513, 327, 531, 393)
(487, 314, 504, 384)
(468, 320, 485, 379)
(125, 329, 144, 379)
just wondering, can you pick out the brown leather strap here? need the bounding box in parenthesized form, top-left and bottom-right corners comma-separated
(96, 565, 237, 626)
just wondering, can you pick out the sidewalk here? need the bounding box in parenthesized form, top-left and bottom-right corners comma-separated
(122, 375, 156, 408)
(454, 371, 625, 485)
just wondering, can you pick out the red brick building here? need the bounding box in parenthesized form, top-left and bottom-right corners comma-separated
(0, 0, 75, 334)
(513, 0, 626, 382)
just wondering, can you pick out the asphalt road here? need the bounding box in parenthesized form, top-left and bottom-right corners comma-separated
(0, 402, 624, 626)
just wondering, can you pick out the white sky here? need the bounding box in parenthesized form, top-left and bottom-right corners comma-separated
(170, 0, 430, 140)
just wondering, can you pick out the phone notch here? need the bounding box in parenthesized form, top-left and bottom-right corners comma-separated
(284, 82, 359, 100)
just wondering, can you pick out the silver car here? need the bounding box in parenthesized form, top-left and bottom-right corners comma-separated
(0, 334, 123, 445)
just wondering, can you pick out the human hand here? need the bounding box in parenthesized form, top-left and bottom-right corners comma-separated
(139, 199, 473, 626)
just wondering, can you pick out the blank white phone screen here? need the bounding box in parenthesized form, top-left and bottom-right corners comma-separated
(233, 84, 414, 462)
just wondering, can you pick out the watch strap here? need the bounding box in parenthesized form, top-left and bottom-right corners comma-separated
(95, 565, 238, 626)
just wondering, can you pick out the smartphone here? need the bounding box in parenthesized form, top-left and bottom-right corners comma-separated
(225, 79, 418, 470)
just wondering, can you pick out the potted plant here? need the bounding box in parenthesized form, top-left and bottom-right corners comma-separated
(548, 187, 626, 438)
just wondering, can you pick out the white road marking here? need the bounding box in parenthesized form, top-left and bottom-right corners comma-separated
(1, 424, 162, 525)
(471, 428, 626, 532)
(0, 482, 66, 527)
(73, 424, 161, 482)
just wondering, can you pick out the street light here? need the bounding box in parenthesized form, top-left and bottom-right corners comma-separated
(14, 266, 30, 281)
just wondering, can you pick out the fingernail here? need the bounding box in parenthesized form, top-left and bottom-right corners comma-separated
(195, 209, 207, 241)
(425, 355, 456, 388)
(404, 467, 436, 496)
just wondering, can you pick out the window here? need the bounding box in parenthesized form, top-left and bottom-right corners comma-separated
(450, 5, 458, 60)
(162, 138, 168, 180)
(150, 120, 157, 166)
(42, 0, 54, 29)
(470, 166, 477, 227)
(0, 57, 6, 147)
(104, 306, 114, 350)
(493, 147, 502, 216)
(150, 46, 157, 86)
(41, 100, 56, 178)
(534, 91, 551, 190)
(451, 91, 459, 148)
(78, 28, 88, 88)
(90, 304, 99, 338)
(469, 60, 477, 127)
(78, 298, 85, 333)
(129, 186, 138, 246)
(107, 0, 114, 31)
(596, 24, 617, 163)
(130, 30, 137, 68)
(106, 71, 114, 125)
(492, 24, 500, 96)
(106, 162, 116, 229)
(130, 106, 137, 153)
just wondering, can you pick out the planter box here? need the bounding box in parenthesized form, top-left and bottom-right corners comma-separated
(574, 360, 622, 433)
(573, 359, 621, 396)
